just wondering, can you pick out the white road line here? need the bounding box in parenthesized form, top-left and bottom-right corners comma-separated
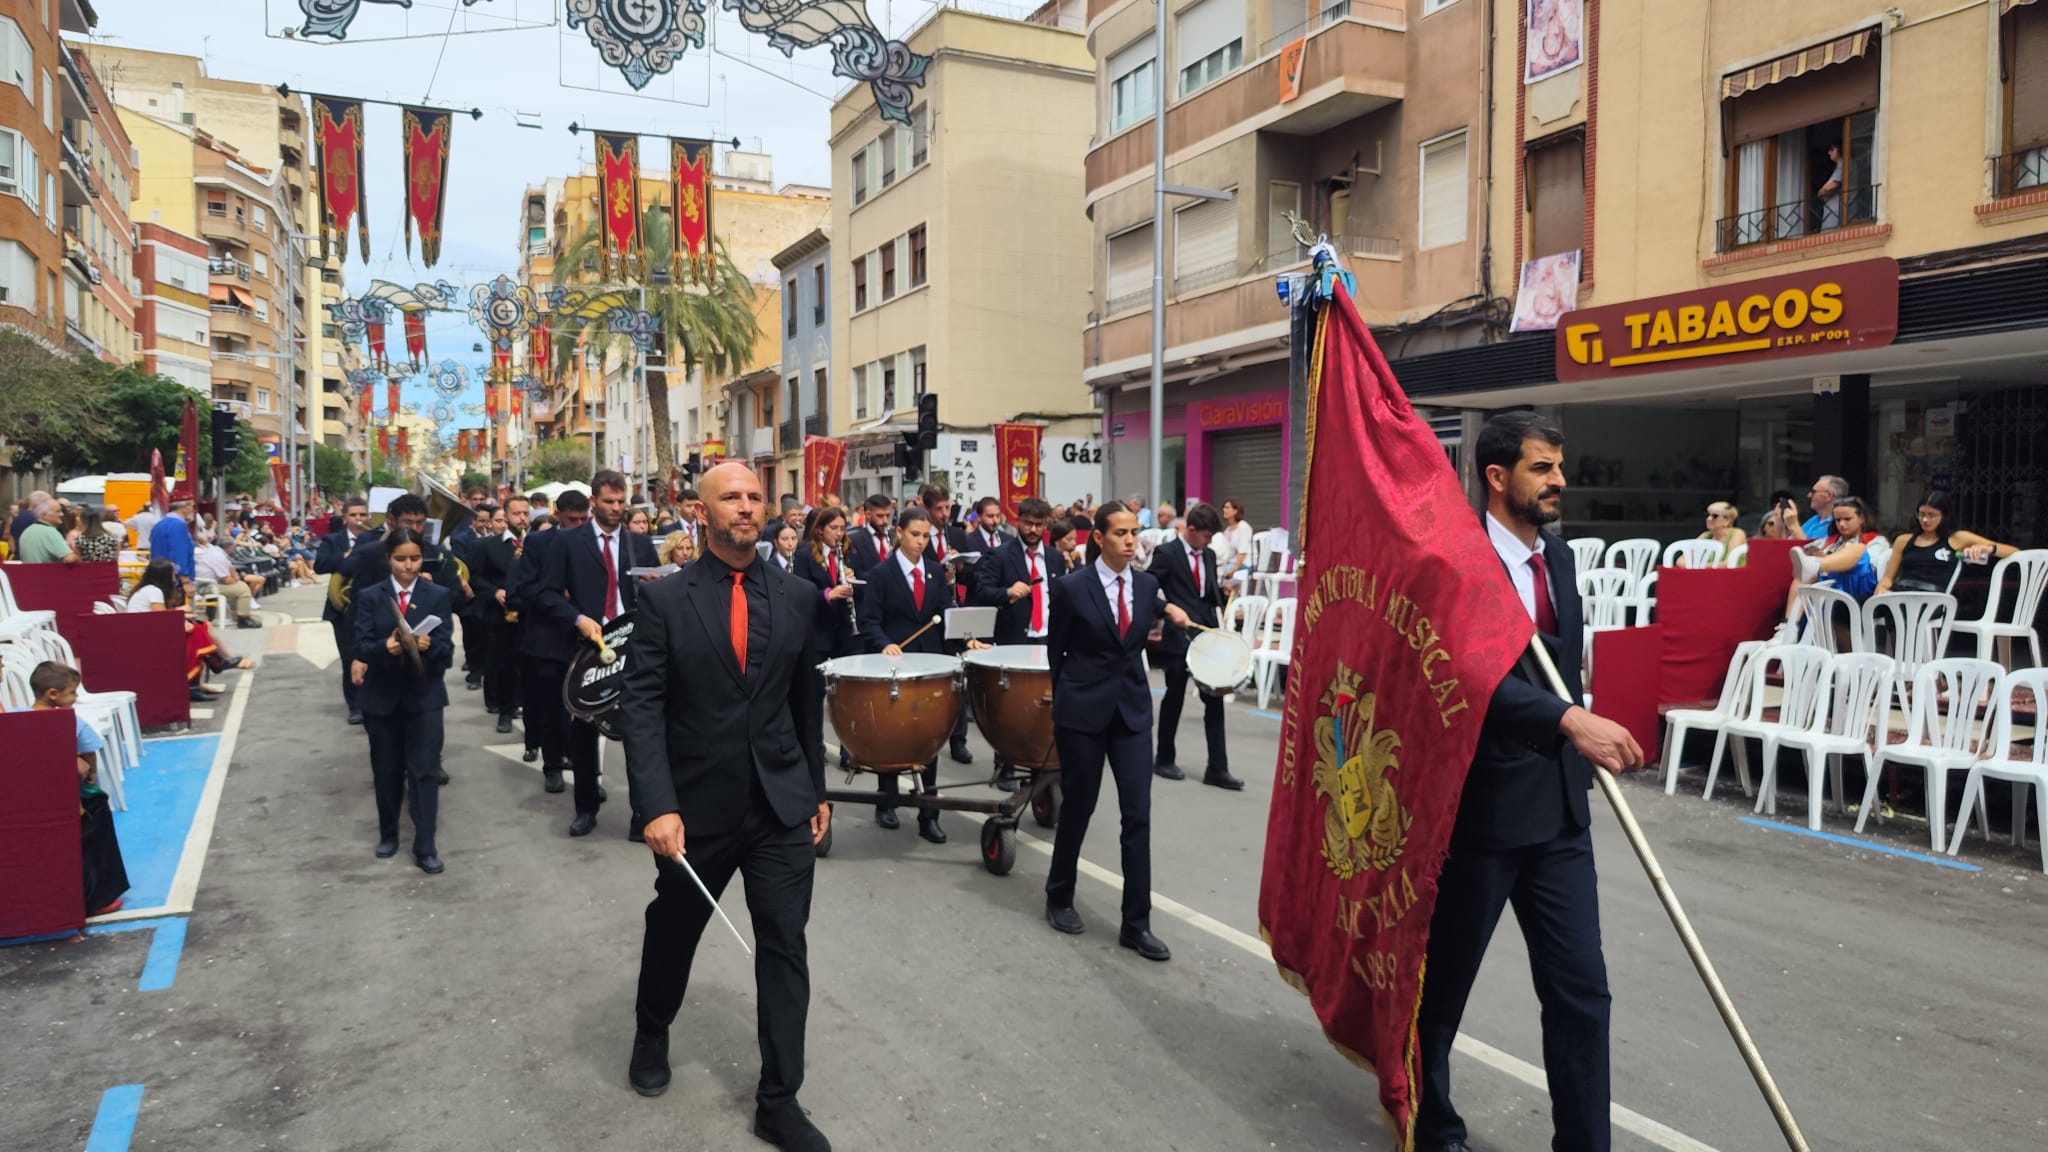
(1012, 831, 1720, 1152)
(167, 668, 253, 913)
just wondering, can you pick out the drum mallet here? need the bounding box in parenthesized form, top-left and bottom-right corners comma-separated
(896, 614, 944, 650)
(671, 853, 752, 957)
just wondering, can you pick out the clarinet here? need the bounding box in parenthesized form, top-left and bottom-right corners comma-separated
(839, 541, 858, 635)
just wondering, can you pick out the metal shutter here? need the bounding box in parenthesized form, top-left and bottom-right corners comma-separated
(1107, 225, 1154, 303)
(2015, 6, 2048, 150)
(1420, 133, 1468, 250)
(1175, 195, 1237, 282)
(1177, 0, 1244, 69)
(1208, 427, 1286, 531)
(1528, 136, 1584, 258)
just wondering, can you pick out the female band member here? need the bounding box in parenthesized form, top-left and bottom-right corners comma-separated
(795, 506, 860, 771)
(350, 527, 456, 874)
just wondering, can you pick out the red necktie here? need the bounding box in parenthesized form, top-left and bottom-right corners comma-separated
(1115, 575, 1130, 639)
(1191, 548, 1203, 596)
(912, 563, 925, 613)
(729, 570, 748, 671)
(397, 588, 410, 618)
(1528, 553, 1559, 635)
(828, 554, 841, 586)
(602, 532, 620, 622)
(1027, 550, 1044, 632)
(878, 531, 889, 563)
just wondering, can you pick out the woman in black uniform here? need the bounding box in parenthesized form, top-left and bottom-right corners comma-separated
(793, 506, 859, 771)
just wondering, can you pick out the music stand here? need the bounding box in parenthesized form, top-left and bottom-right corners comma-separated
(945, 607, 998, 643)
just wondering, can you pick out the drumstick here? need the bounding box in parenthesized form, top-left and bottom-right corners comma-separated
(672, 853, 752, 957)
(898, 614, 944, 649)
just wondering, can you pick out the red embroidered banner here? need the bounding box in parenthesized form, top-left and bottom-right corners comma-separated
(802, 437, 845, 507)
(992, 423, 1043, 520)
(401, 106, 452, 268)
(531, 325, 551, 380)
(485, 383, 500, 422)
(1257, 282, 1532, 1150)
(376, 428, 390, 458)
(510, 388, 523, 417)
(359, 389, 372, 420)
(595, 131, 642, 279)
(396, 428, 409, 459)
(269, 454, 289, 502)
(492, 344, 512, 377)
(151, 447, 167, 513)
(310, 96, 368, 264)
(366, 312, 387, 364)
(404, 311, 427, 362)
(386, 382, 401, 426)
(670, 137, 713, 272)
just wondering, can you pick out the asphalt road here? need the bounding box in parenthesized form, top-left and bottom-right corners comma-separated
(4, 583, 2045, 1151)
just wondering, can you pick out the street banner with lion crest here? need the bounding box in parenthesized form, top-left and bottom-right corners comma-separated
(1258, 280, 1532, 1149)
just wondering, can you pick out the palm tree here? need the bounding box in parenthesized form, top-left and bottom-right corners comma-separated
(548, 204, 759, 491)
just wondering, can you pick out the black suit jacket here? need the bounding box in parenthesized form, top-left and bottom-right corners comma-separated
(512, 528, 579, 664)
(1046, 563, 1156, 734)
(315, 526, 379, 624)
(970, 538, 1067, 645)
(617, 558, 825, 834)
(351, 578, 455, 715)
(447, 523, 479, 563)
(791, 548, 857, 659)
(468, 532, 519, 623)
(534, 521, 660, 631)
(1149, 536, 1224, 661)
(858, 555, 957, 656)
(1461, 528, 1590, 851)
(845, 523, 891, 577)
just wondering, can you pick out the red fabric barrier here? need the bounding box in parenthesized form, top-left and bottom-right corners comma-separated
(65, 612, 191, 728)
(1591, 625, 1666, 764)
(0, 709, 84, 940)
(1652, 539, 1793, 705)
(4, 561, 119, 619)
(255, 513, 288, 537)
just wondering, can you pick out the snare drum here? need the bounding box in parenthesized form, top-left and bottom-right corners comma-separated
(962, 645, 1058, 770)
(823, 653, 963, 772)
(1187, 630, 1255, 697)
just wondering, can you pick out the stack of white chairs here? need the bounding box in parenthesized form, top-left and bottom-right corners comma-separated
(1604, 538, 1659, 586)
(0, 568, 58, 640)
(1253, 597, 1298, 710)
(1946, 667, 2048, 871)
(1662, 539, 1726, 569)
(1566, 538, 1606, 576)
(7, 629, 143, 812)
(1713, 644, 1829, 807)
(1862, 592, 1957, 714)
(1758, 651, 1895, 831)
(1663, 640, 1766, 798)
(1946, 549, 2048, 669)
(1863, 658, 2005, 852)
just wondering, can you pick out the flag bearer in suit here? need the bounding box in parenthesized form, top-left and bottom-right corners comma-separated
(350, 526, 456, 874)
(857, 506, 955, 844)
(1042, 503, 1188, 962)
(1148, 501, 1242, 791)
(1414, 412, 1645, 1152)
(970, 496, 1066, 791)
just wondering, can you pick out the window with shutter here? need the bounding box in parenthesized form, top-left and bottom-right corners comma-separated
(852, 254, 868, 311)
(2003, 5, 2048, 193)
(1419, 131, 1469, 250)
(1176, 0, 1244, 96)
(1174, 194, 1237, 293)
(880, 240, 897, 300)
(1526, 135, 1584, 259)
(1105, 224, 1153, 314)
(852, 148, 868, 204)
(1108, 37, 1157, 134)
(909, 224, 927, 287)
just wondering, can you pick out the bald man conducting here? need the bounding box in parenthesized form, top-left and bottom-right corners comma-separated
(616, 463, 832, 1152)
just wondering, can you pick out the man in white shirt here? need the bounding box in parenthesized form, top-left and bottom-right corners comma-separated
(195, 531, 266, 629)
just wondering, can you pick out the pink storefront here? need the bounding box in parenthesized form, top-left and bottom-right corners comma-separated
(1104, 371, 1293, 530)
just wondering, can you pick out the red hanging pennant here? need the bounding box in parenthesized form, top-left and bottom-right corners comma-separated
(366, 315, 387, 364)
(396, 427, 409, 459)
(311, 96, 368, 264)
(511, 388, 523, 417)
(595, 131, 642, 279)
(404, 311, 427, 362)
(492, 344, 512, 376)
(359, 389, 372, 420)
(376, 428, 390, 458)
(386, 382, 401, 426)
(401, 106, 453, 268)
(670, 137, 713, 274)
(531, 325, 551, 379)
(486, 384, 500, 422)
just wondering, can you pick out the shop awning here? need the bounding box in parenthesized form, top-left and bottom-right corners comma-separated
(209, 283, 253, 310)
(1720, 28, 1877, 100)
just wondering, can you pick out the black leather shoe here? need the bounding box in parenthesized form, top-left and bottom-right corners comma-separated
(236, 616, 262, 629)
(875, 806, 899, 830)
(917, 813, 947, 844)
(1416, 1142, 1473, 1152)
(1203, 768, 1245, 791)
(347, 710, 364, 726)
(596, 781, 608, 803)
(495, 715, 514, 734)
(1118, 926, 1171, 961)
(543, 768, 565, 794)
(434, 768, 450, 786)
(374, 837, 399, 859)
(1154, 762, 1186, 781)
(995, 767, 1019, 793)
(754, 1102, 831, 1152)
(415, 853, 444, 875)
(950, 741, 974, 765)
(522, 748, 538, 763)
(1046, 904, 1084, 935)
(628, 1030, 670, 1097)
(569, 812, 597, 837)
(465, 674, 482, 690)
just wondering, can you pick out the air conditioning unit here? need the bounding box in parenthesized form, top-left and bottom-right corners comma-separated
(88, 266, 102, 285)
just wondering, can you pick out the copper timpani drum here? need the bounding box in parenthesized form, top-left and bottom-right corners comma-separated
(962, 645, 1058, 770)
(822, 653, 963, 773)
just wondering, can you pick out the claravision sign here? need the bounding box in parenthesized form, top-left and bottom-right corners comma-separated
(1555, 257, 1899, 382)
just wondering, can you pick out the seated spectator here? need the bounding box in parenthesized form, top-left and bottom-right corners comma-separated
(1875, 490, 2020, 596)
(1778, 496, 1882, 638)
(1047, 517, 1084, 574)
(8, 489, 48, 554)
(282, 522, 318, 586)
(658, 528, 695, 568)
(28, 661, 130, 917)
(16, 496, 78, 564)
(194, 531, 266, 629)
(1692, 501, 1748, 567)
(127, 558, 252, 697)
(75, 506, 124, 565)
(1790, 475, 1849, 540)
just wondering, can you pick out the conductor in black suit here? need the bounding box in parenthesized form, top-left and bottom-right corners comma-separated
(969, 497, 1065, 792)
(1042, 503, 1187, 963)
(616, 463, 831, 1152)
(1149, 502, 1242, 791)
(857, 506, 955, 844)
(535, 470, 660, 837)
(514, 492, 589, 792)
(1414, 413, 1645, 1152)
(315, 497, 378, 725)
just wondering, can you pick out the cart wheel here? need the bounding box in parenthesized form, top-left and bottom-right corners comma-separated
(815, 821, 834, 858)
(1030, 782, 1061, 829)
(980, 819, 1016, 876)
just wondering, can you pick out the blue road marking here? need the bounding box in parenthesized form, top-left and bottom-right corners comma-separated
(1249, 710, 1284, 721)
(1738, 817, 1981, 872)
(112, 735, 219, 910)
(85, 1084, 144, 1152)
(84, 917, 188, 991)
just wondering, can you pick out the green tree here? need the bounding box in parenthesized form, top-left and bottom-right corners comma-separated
(459, 470, 491, 493)
(551, 208, 758, 487)
(223, 420, 273, 494)
(0, 329, 113, 471)
(529, 437, 594, 483)
(95, 367, 202, 473)
(301, 443, 360, 497)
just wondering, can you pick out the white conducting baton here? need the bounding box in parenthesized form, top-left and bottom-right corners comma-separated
(672, 853, 752, 957)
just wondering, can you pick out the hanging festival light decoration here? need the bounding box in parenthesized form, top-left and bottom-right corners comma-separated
(565, 0, 706, 90)
(605, 305, 661, 352)
(469, 274, 537, 350)
(726, 0, 930, 125)
(402, 105, 455, 268)
(427, 359, 468, 399)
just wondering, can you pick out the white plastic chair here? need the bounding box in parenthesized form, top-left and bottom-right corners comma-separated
(0, 568, 58, 638)
(1862, 592, 1957, 715)
(13, 628, 142, 811)
(1225, 594, 1269, 649)
(1946, 550, 2048, 669)
(1716, 644, 1828, 809)
(1632, 570, 1659, 628)
(1567, 538, 1606, 576)
(1253, 597, 1297, 709)
(1794, 585, 1866, 653)
(1578, 568, 1635, 602)
(1663, 539, 1725, 569)
(1762, 652, 1894, 831)
(1664, 640, 1765, 798)
(1726, 543, 1749, 568)
(1605, 538, 1658, 584)
(1946, 668, 2048, 871)
(1862, 658, 2004, 852)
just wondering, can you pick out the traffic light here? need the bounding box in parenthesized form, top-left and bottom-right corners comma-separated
(684, 452, 702, 477)
(210, 408, 240, 469)
(915, 392, 939, 452)
(894, 435, 921, 482)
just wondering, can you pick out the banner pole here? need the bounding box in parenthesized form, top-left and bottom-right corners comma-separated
(1523, 636, 1811, 1152)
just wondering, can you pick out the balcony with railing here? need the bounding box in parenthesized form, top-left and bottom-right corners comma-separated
(1715, 184, 1881, 252)
(60, 134, 97, 203)
(780, 418, 799, 452)
(804, 414, 822, 438)
(209, 305, 257, 340)
(749, 426, 777, 458)
(1990, 149, 2048, 201)
(209, 256, 253, 282)
(59, 47, 96, 118)
(1173, 260, 1237, 296)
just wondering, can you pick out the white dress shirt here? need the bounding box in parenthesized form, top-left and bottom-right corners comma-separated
(1021, 541, 1049, 638)
(1486, 512, 1552, 627)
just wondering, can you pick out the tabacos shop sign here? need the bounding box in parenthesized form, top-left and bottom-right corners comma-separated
(1555, 257, 1899, 382)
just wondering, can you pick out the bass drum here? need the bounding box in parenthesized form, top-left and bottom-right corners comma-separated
(1187, 629, 1254, 697)
(962, 645, 1057, 770)
(563, 612, 637, 742)
(823, 653, 962, 773)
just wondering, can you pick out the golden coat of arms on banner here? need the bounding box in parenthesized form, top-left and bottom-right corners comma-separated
(1010, 456, 1031, 489)
(1313, 662, 1411, 879)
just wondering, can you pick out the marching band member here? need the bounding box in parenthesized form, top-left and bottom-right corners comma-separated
(471, 499, 529, 736)
(343, 494, 471, 785)
(1148, 502, 1242, 791)
(1042, 503, 1186, 961)
(857, 506, 954, 843)
(349, 526, 455, 874)
(512, 491, 588, 791)
(793, 506, 859, 771)
(843, 493, 895, 576)
(918, 483, 975, 766)
(970, 497, 1065, 792)
(315, 498, 379, 725)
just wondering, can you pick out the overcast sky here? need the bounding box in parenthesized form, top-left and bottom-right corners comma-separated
(87, 0, 979, 433)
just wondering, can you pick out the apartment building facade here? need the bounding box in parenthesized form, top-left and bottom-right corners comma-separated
(134, 221, 210, 393)
(772, 226, 831, 501)
(831, 6, 1103, 508)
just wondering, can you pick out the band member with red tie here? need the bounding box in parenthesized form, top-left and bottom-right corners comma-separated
(349, 527, 456, 874)
(970, 496, 1008, 553)
(1148, 502, 1242, 790)
(1043, 503, 1189, 961)
(918, 483, 976, 765)
(857, 506, 955, 843)
(843, 493, 895, 577)
(792, 506, 859, 770)
(535, 470, 660, 838)
(970, 497, 1066, 792)
(615, 463, 831, 1152)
